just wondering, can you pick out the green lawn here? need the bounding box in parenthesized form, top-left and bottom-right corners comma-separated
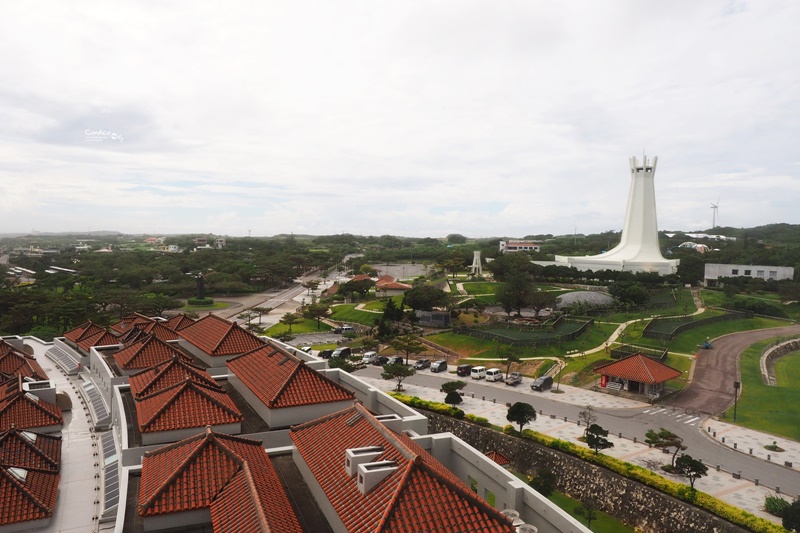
(362, 296, 402, 311)
(631, 317, 788, 354)
(548, 491, 636, 532)
(720, 339, 800, 440)
(181, 301, 231, 312)
(330, 304, 381, 326)
(461, 282, 498, 295)
(265, 318, 331, 336)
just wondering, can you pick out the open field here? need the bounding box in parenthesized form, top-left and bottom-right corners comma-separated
(721, 339, 800, 440)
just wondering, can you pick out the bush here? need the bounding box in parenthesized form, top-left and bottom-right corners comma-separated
(187, 297, 215, 306)
(765, 494, 791, 517)
(465, 414, 491, 427)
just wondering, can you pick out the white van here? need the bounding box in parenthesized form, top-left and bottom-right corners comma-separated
(470, 366, 486, 380)
(361, 351, 378, 364)
(485, 368, 503, 382)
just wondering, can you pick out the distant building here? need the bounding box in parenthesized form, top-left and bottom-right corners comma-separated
(703, 263, 795, 287)
(499, 240, 541, 253)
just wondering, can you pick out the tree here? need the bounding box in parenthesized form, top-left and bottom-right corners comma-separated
(251, 306, 273, 324)
(446, 233, 467, 244)
(783, 498, 800, 532)
(499, 347, 522, 378)
(381, 363, 416, 392)
(390, 334, 425, 365)
(608, 281, 650, 307)
(528, 290, 557, 317)
(444, 390, 463, 406)
(578, 405, 598, 438)
(645, 428, 687, 467)
(403, 284, 449, 311)
(279, 312, 303, 334)
(506, 402, 536, 433)
(675, 454, 708, 489)
(302, 279, 320, 295)
(441, 380, 467, 394)
(586, 424, 614, 454)
(328, 355, 357, 373)
(382, 298, 405, 322)
(574, 498, 599, 530)
(495, 273, 534, 316)
(302, 303, 330, 330)
(528, 470, 556, 497)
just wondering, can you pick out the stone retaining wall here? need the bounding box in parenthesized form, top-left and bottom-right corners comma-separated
(761, 338, 800, 386)
(427, 413, 751, 533)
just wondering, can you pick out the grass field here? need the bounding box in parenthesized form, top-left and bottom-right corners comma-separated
(720, 339, 800, 440)
(548, 491, 635, 532)
(330, 304, 382, 326)
(630, 317, 789, 354)
(265, 318, 331, 336)
(181, 301, 231, 312)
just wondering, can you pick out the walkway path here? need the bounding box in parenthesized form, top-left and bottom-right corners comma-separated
(358, 375, 787, 525)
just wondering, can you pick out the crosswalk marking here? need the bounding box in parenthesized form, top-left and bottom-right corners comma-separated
(640, 408, 702, 426)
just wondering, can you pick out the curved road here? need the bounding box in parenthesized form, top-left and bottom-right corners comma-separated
(665, 324, 800, 414)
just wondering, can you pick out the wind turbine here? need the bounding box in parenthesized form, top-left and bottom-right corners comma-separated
(710, 197, 720, 229)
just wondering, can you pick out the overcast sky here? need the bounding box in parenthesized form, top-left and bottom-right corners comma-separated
(1, 1, 798, 239)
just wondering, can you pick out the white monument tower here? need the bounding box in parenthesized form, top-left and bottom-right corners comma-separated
(470, 251, 483, 276)
(553, 155, 679, 275)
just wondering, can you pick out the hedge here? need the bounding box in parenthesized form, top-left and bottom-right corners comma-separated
(391, 392, 785, 533)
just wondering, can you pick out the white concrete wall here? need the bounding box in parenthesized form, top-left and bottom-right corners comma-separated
(140, 422, 241, 446)
(291, 447, 348, 533)
(704, 263, 794, 284)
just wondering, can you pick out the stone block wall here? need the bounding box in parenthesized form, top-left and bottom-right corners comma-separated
(427, 413, 751, 533)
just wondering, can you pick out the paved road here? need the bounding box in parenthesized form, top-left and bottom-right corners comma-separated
(666, 324, 800, 414)
(352, 364, 800, 496)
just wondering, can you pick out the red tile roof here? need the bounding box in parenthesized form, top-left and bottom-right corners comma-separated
(139, 427, 301, 532)
(129, 356, 220, 400)
(0, 428, 61, 526)
(114, 335, 191, 371)
(178, 314, 264, 357)
(63, 321, 105, 344)
(227, 344, 355, 409)
(485, 449, 511, 467)
(163, 314, 196, 331)
(594, 354, 682, 384)
(0, 378, 63, 432)
(0, 344, 48, 382)
(376, 280, 412, 290)
(76, 330, 120, 352)
(135, 379, 242, 433)
(350, 274, 373, 282)
(291, 404, 515, 533)
(120, 321, 180, 344)
(109, 313, 154, 334)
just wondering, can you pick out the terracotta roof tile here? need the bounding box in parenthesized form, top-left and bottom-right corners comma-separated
(129, 357, 219, 400)
(484, 449, 511, 466)
(290, 404, 514, 533)
(139, 428, 301, 532)
(0, 378, 63, 432)
(63, 321, 104, 343)
(0, 345, 48, 382)
(110, 313, 154, 334)
(178, 314, 264, 357)
(227, 344, 354, 409)
(76, 330, 120, 352)
(163, 314, 196, 331)
(135, 380, 242, 433)
(594, 354, 682, 384)
(0, 466, 60, 526)
(350, 274, 373, 282)
(114, 335, 191, 371)
(0, 428, 61, 473)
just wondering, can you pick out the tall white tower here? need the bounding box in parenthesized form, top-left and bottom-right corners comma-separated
(553, 156, 679, 275)
(470, 251, 483, 276)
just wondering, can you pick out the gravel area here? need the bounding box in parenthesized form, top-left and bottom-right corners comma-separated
(554, 290, 613, 309)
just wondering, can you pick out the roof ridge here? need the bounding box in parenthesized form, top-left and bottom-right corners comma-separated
(268, 356, 302, 407)
(0, 429, 60, 472)
(140, 435, 211, 513)
(374, 458, 416, 533)
(185, 381, 242, 418)
(358, 404, 417, 461)
(210, 316, 237, 354)
(138, 381, 187, 429)
(640, 354, 656, 382)
(236, 461, 270, 531)
(0, 465, 53, 516)
(290, 403, 358, 433)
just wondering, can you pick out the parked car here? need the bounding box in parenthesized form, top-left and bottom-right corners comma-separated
(319, 349, 334, 359)
(485, 368, 503, 382)
(470, 366, 486, 380)
(431, 360, 447, 373)
(531, 375, 554, 391)
(456, 364, 473, 377)
(505, 372, 523, 386)
(385, 356, 404, 366)
(341, 325, 355, 333)
(372, 356, 390, 366)
(414, 359, 431, 370)
(333, 327, 343, 334)
(362, 351, 378, 365)
(331, 347, 352, 359)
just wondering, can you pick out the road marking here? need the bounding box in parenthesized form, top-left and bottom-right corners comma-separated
(684, 416, 700, 424)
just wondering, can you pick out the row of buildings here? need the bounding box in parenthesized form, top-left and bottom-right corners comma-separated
(0, 310, 590, 533)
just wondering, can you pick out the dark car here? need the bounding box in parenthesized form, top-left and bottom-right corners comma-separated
(385, 356, 404, 366)
(456, 364, 473, 377)
(430, 360, 447, 373)
(331, 347, 352, 359)
(319, 349, 334, 359)
(530, 376, 553, 391)
(372, 356, 390, 366)
(414, 359, 431, 370)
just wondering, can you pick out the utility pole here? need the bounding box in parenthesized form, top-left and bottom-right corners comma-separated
(733, 381, 740, 421)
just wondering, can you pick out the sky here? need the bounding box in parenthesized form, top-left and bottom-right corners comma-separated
(1, 1, 799, 239)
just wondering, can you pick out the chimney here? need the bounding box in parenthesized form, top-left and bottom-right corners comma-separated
(357, 461, 398, 495)
(345, 446, 383, 477)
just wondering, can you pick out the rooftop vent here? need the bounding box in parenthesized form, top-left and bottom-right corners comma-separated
(373, 413, 403, 433)
(23, 380, 56, 404)
(345, 446, 384, 477)
(517, 524, 538, 533)
(24, 392, 40, 403)
(8, 467, 28, 483)
(21, 431, 37, 443)
(357, 460, 398, 495)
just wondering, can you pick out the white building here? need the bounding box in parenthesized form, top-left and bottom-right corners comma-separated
(500, 240, 541, 253)
(703, 263, 795, 287)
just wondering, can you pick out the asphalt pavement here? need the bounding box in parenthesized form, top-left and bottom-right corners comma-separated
(352, 365, 798, 525)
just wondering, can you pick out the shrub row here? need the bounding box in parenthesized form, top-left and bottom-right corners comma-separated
(187, 297, 215, 306)
(390, 393, 464, 419)
(500, 425, 786, 533)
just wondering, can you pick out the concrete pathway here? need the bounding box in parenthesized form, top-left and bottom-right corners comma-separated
(357, 375, 792, 525)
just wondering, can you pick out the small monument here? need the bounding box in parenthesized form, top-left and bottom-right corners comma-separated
(553, 155, 679, 275)
(470, 251, 483, 277)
